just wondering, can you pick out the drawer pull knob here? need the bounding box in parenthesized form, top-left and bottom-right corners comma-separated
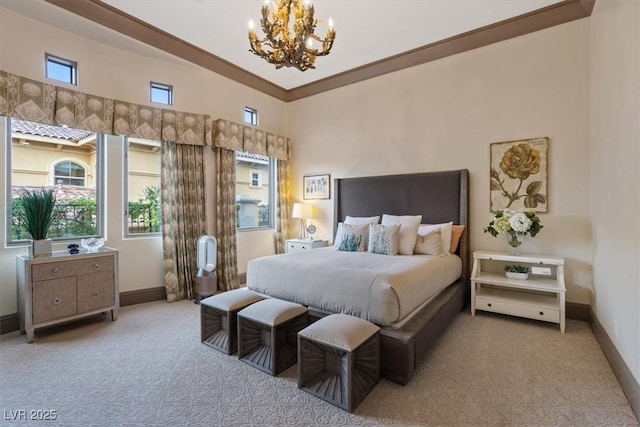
(487, 303, 492, 307)
(92, 291, 99, 298)
(93, 264, 101, 271)
(52, 268, 59, 276)
(539, 311, 544, 316)
(53, 297, 61, 305)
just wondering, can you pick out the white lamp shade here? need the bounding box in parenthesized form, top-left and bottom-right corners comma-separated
(292, 203, 313, 219)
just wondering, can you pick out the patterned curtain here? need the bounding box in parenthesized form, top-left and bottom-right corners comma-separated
(275, 159, 291, 254)
(161, 141, 207, 302)
(215, 147, 239, 291)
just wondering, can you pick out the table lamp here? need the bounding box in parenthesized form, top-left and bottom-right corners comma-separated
(292, 203, 313, 240)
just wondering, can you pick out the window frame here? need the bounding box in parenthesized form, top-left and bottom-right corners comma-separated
(123, 136, 162, 238)
(5, 121, 105, 244)
(235, 152, 275, 232)
(150, 82, 173, 106)
(52, 159, 87, 186)
(45, 53, 77, 85)
(244, 107, 258, 126)
(249, 169, 262, 188)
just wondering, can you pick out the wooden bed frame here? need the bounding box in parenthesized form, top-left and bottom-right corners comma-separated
(320, 169, 470, 385)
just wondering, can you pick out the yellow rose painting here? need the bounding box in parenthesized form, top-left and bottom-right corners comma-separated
(490, 137, 548, 212)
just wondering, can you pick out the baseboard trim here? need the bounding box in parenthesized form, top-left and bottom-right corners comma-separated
(119, 286, 167, 307)
(0, 286, 167, 335)
(589, 309, 640, 420)
(0, 313, 19, 335)
(566, 301, 590, 321)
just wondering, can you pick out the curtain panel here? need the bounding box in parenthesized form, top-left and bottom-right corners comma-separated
(0, 70, 209, 145)
(161, 141, 207, 301)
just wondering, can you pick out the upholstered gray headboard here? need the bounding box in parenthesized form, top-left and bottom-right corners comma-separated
(333, 169, 470, 282)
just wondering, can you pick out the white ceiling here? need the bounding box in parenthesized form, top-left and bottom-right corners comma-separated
(3, 0, 564, 91)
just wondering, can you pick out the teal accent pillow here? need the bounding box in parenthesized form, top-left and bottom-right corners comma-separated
(368, 224, 400, 255)
(334, 223, 368, 251)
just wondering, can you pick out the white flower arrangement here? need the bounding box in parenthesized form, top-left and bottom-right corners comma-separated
(484, 209, 542, 239)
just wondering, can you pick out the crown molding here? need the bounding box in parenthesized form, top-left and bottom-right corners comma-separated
(45, 0, 594, 103)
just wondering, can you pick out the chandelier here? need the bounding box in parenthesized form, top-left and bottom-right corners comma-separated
(248, 0, 336, 71)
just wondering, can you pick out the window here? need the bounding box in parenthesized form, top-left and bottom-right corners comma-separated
(45, 54, 77, 85)
(244, 107, 258, 126)
(53, 161, 86, 186)
(124, 137, 161, 235)
(8, 119, 103, 242)
(150, 82, 172, 105)
(235, 152, 274, 230)
(250, 170, 262, 187)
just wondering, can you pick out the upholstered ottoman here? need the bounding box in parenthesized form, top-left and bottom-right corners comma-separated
(297, 313, 380, 413)
(237, 298, 308, 376)
(200, 288, 264, 354)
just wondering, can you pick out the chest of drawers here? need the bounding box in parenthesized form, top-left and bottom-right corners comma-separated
(17, 248, 119, 342)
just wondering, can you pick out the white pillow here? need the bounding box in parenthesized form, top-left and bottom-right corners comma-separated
(367, 224, 400, 255)
(381, 214, 422, 255)
(334, 223, 368, 252)
(344, 216, 380, 225)
(416, 222, 453, 254)
(413, 229, 444, 255)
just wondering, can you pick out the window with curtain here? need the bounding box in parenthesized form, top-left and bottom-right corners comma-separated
(124, 137, 162, 236)
(235, 151, 274, 230)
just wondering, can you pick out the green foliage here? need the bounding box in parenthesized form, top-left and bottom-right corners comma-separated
(18, 188, 56, 240)
(504, 264, 529, 273)
(127, 186, 161, 233)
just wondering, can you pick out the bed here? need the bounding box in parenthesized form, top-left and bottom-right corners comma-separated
(247, 169, 470, 384)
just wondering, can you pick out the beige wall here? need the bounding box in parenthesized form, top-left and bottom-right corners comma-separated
(288, 19, 592, 306)
(0, 7, 287, 317)
(589, 0, 640, 384)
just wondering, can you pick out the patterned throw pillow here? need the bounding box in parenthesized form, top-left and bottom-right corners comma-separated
(367, 224, 400, 255)
(334, 223, 368, 251)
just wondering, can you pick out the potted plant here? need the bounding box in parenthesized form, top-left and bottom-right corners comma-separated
(19, 188, 56, 257)
(504, 264, 529, 280)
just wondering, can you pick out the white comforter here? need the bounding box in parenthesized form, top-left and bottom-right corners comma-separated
(246, 248, 462, 326)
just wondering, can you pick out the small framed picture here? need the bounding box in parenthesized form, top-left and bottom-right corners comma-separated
(303, 174, 330, 200)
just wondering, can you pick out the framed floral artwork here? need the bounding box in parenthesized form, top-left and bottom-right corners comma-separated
(303, 174, 330, 200)
(490, 137, 548, 212)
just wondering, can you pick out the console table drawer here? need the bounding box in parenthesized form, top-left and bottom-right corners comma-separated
(476, 296, 560, 323)
(77, 271, 115, 313)
(32, 277, 77, 323)
(32, 256, 114, 281)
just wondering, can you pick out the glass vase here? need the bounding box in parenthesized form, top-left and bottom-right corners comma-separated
(506, 232, 524, 255)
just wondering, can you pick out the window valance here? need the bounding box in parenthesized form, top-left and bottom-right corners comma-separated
(208, 118, 290, 161)
(0, 70, 208, 145)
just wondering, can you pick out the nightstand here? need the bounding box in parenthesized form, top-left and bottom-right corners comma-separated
(285, 239, 328, 253)
(470, 251, 566, 332)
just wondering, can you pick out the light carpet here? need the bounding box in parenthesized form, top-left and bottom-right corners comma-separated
(0, 300, 638, 426)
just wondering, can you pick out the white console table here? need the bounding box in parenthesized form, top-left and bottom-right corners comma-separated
(471, 251, 566, 332)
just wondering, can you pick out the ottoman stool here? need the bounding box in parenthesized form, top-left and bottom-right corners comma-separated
(297, 313, 380, 413)
(237, 298, 308, 376)
(200, 288, 264, 354)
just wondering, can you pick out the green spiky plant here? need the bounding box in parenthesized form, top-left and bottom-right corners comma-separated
(19, 188, 56, 240)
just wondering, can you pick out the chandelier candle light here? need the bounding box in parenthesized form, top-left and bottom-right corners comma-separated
(248, 0, 336, 71)
(484, 209, 543, 255)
